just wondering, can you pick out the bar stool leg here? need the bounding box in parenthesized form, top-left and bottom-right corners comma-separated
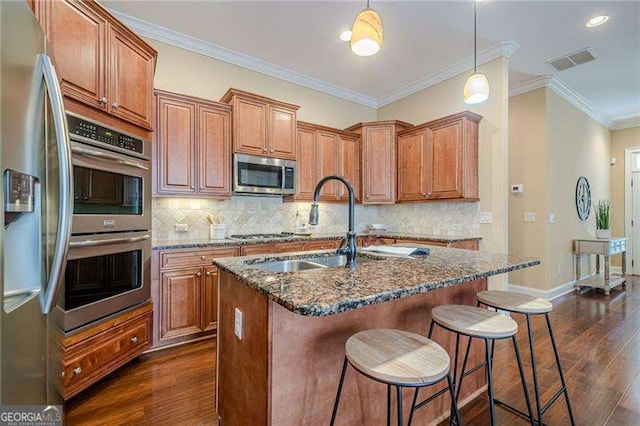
(446, 373, 461, 426)
(388, 385, 392, 426)
(330, 357, 348, 426)
(485, 338, 497, 425)
(408, 387, 418, 426)
(525, 314, 543, 425)
(545, 313, 576, 426)
(396, 386, 404, 426)
(456, 337, 473, 401)
(512, 336, 535, 426)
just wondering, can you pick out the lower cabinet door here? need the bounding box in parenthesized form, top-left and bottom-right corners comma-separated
(159, 267, 202, 342)
(201, 266, 218, 332)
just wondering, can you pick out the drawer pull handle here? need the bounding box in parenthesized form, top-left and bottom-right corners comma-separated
(73, 367, 82, 375)
(205, 271, 212, 276)
(196, 272, 202, 277)
(200, 256, 206, 260)
(131, 336, 138, 344)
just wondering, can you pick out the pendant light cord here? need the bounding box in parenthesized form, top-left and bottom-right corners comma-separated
(473, 0, 477, 72)
(367, 0, 370, 8)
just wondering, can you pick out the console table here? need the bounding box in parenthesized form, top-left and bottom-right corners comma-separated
(574, 237, 627, 295)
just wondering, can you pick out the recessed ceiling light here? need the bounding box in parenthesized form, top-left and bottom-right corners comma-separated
(339, 30, 352, 42)
(586, 15, 609, 27)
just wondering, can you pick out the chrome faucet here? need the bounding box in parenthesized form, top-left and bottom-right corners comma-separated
(309, 175, 357, 268)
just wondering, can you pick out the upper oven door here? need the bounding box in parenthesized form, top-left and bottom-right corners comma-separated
(71, 142, 151, 234)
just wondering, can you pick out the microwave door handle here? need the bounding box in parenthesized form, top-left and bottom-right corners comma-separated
(68, 234, 151, 248)
(282, 166, 286, 190)
(38, 54, 73, 314)
(71, 145, 149, 170)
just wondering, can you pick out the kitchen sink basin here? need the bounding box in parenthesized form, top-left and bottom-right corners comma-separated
(252, 254, 376, 273)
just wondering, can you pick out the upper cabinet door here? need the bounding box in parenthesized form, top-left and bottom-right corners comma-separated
(155, 95, 196, 195)
(316, 131, 340, 201)
(45, 0, 107, 111)
(108, 26, 154, 130)
(233, 98, 267, 156)
(362, 125, 395, 203)
(294, 126, 317, 201)
(197, 104, 231, 196)
(339, 136, 360, 202)
(397, 130, 428, 202)
(426, 121, 464, 199)
(268, 105, 296, 160)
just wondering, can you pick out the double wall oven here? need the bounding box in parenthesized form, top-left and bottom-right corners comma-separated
(51, 113, 151, 332)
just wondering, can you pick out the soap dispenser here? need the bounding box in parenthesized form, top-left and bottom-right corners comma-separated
(294, 210, 301, 233)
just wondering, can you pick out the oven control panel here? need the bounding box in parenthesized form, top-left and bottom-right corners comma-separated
(67, 114, 144, 154)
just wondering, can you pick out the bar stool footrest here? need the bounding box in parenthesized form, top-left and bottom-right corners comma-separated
(541, 386, 567, 415)
(494, 398, 547, 426)
(413, 386, 449, 411)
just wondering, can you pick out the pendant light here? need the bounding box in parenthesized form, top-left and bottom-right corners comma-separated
(350, 0, 383, 57)
(463, 0, 489, 104)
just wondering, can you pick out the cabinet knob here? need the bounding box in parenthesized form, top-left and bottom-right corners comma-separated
(270, 149, 274, 153)
(200, 255, 206, 260)
(99, 97, 107, 104)
(365, 195, 370, 199)
(206, 271, 212, 276)
(112, 102, 118, 108)
(263, 148, 268, 153)
(130, 336, 138, 344)
(196, 272, 202, 277)
(73, 367, 82, 375)
(422, 193, 426, 196)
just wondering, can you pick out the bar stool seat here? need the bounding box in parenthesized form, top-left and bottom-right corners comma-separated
(477, 290, 552, 314)
(431, 304, 517, 339)
(346, 329, 450, 386)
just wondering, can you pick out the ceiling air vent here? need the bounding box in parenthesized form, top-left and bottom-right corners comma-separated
(547, 48, 597, 72)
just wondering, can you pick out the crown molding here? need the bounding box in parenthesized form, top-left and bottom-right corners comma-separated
(610, 115, 640, 131)
(377, 41, 520, 107)
(509, 75, 615, 129)
(112, 10, 379, 108)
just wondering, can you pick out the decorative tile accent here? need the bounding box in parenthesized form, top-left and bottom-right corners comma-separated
(152, 196, 480, 240)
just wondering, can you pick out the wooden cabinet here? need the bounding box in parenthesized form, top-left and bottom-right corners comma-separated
(397, 111, 482, 202)
(306, 239, 341, 251)
(287, 121, 360, 203)
(153, 90, 232, 198)
(240, 244, 277, 256)
(152, 247, 239, 348)
(276, 242, 307, 253)
(36, 0, 156, 135)
(346, 121, 413, 204)
(54, 302, 152, 400)
(221, 89, 299, 160)
(358, 237, 396, 247)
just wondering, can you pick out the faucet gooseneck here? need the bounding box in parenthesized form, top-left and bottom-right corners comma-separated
(309, 175, 357, 268)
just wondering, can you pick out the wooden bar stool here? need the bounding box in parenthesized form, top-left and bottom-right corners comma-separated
(330, 328, 461, 426)
(425, 305, 534, 426)
(476, 290, 575, 426)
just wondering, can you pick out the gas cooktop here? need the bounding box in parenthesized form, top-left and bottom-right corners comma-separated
(228, 232, 295, 241)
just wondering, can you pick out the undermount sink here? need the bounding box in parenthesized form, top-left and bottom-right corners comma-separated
(252, 254, 376, 273)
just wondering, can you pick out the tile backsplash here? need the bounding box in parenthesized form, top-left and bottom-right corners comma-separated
(152, 196, 480, 240)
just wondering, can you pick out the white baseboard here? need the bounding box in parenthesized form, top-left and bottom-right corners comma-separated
(508, 281, 577, 301)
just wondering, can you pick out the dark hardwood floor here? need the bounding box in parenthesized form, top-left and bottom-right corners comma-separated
(65, 277, 640, 425)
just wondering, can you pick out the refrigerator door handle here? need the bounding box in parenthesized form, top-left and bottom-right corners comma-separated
(38, 54, 73, 314)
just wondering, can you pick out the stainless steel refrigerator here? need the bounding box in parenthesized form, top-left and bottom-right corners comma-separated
(1, 1, 72, 405)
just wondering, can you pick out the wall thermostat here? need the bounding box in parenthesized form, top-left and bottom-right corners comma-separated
(510, 184, 524, 194)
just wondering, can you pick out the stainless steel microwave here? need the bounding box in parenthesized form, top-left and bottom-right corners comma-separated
(233, 153, 297, 196)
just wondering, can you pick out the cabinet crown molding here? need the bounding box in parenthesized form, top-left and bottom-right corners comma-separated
(220, 88, 300, 111)
(345, 120, 414, 132)
(397, 110, 483, 136)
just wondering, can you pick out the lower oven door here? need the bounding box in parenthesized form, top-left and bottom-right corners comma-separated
(51, 231, 151, 332)
(71, 142, 151, 234)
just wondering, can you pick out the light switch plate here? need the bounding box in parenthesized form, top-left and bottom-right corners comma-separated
(524, 212, 536, 223)
(174, 223, 188, 233)
(234, 308, 243, 340)
(479, 212, 493, 224)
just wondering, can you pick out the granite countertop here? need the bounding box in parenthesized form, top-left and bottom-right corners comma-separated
(213, 245, 540, 317)
(152, 233, 482, 250)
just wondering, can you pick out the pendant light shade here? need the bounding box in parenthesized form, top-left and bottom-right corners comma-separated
(350, 3, 383, 57)
(463, 0, 489, 104)
(463, 72, 489, 104)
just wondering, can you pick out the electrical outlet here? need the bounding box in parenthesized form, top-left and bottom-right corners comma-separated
(174, 223, 188, 233)
(479, 212, 493, 224)
(234, 308, 243, 340)
(549, 213, 556, 224)
(524, 212, 536, 223)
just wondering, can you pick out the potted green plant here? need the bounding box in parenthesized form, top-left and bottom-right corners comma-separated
(594, 199, 611, 239)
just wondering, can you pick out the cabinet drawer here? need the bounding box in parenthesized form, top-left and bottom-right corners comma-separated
(59, 308, 152, 399)
(276, 241, 307, 253)
(306, 239, 341, 250)
(240, 244, 277, 256)
(398, 239, 448, 247)
(160, 247, 239, 269)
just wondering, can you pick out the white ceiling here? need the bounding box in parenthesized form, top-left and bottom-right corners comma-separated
(104, 1, 640, 126)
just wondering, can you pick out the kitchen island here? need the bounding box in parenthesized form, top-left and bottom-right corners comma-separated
(214, 246, 539, 425)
